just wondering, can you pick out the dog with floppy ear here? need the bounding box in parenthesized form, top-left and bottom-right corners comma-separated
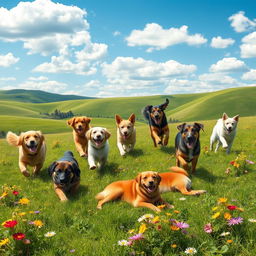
(115, 113, 136, 156)
(67, 116, 91, 157)
(6, 131, 46, 177)
(175, 123, 204, 173)
(48, 151, 80, 201)
(142, 99, 170, 147)
(86, 127, 111, 170)
(96, 171, 172, 212)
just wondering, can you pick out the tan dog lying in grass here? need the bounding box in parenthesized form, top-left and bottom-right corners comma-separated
(67, 116, 91, 157)
(6, 131, 46, 177)
(159, 166, 206, 195)
(115, 113, 136, 156)
(96, 171, 172, 212)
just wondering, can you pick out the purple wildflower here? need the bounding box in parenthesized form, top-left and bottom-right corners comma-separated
(204, 223, 213, 233)
(246, 160, 255, 164)
(228, 217, 243, 226)
(128, 233, 144, 241)
(174, 221, 190, 229)
(34, 210, 40, 214)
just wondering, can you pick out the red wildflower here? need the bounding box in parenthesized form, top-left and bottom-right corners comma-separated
(230, 161, 235, 165)
(13, 233, 25, 240)
(12, 191, 19, 196)
(227, 205, 237, 211)
(3, 220, 18, 228)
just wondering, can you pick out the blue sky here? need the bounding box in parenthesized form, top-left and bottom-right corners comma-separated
(0, 0, 256, 97)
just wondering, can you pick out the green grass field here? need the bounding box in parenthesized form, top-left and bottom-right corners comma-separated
(0, 116, 256, 255)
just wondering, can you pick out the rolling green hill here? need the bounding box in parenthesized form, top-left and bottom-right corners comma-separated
(0, 87, 255, 122)
(0, 89, 94, 103)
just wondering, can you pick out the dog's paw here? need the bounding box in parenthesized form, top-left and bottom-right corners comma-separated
(90, 165, 97, 170)
(97, 205, 102, 210)
(157, 141, 162, 145)
(222, 145, 228, 149)
(60, 198, 68, 202)
(120, 152, 126, 157)
(80, 152, 87, 158)
(22, 170, 30, 177)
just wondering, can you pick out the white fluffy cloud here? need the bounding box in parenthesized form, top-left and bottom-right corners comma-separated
(199, 73, 237, 84)
(210, 36, 235, 48)
(240, 32, 256, 58)
(241, 69, 256, 80)
(0, 52, 19, 67)
(229, 11, 256, 32)
(0, 77, 16, 81)
(126, 23, 207, 51)
(209, 57, 247, 73)
(0, 0, 108, 75)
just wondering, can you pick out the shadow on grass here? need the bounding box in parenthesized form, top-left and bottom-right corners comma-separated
(193, 167, 224, 184)
(98, 162, 119, 177)
(70, 184, 88, 201)
(129, 148, 144, 157)
(35, 167, 51, 182)
(160, 145, 175, 154)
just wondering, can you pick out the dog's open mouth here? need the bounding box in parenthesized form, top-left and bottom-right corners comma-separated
(93, 137, 104, 146)
(186, 141, 195, 149)
(143, 184, 156, 193)
(26, 144, 38, 153)
(122, 133, 130, 139)
(154, 116, 161, 125)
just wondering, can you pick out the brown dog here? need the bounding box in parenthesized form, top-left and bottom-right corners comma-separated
(159, 167, 206, 195)
(6, 131, 46, 177)
(115, 113, 136, 156)
(175, 123, 204, 173)
(142, 99, 169, 147)
(67, 116, 91, 157)
(48, 151, 80, 201)
(96, 171, 171, 212)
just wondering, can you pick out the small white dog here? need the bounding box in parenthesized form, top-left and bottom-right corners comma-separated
(86, 127, 111, 170)
(210, 113, 239, 154)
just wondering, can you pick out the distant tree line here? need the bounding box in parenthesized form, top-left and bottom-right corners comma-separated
(169, 117, 180, 123)
(40, 109, 74, 119)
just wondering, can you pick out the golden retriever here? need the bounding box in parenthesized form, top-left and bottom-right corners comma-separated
(96, 171, 172, 212)
(67, 116, 91, 157)
(159, 166, 206, 195)
(115, 113, 136, 156)
(6, 131, 46, 177)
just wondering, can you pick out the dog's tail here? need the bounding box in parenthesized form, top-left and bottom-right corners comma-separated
(169, 166, 189, 177)
(6, 132, 20, 147)
(142, 105, 152, 121)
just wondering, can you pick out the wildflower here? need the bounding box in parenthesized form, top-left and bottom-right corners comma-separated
(174, 221, 189, 229)
(171, 244, 177, 248)
(128, 233, 144, 241)
(23, 239, 31, 245)
(246, 160, 254, 164)
(19, 198, 30, 205)
(248, 219, 256, 223)
(225, 168, 231, 174)
(70, 249, 76, 253)
(0, 238, 9, 247)
(12, 190, 19, 195)
(0, 191, 8, 199)
(224, 212, 232, 220)
(33, 220, 43, 228)
(128, 229, 135, 234)
(157, 225, 162, 230)
(233, 162, 240, 168)
(212, 206, 218, 211)
(220, 232, 230, 236)
(151, 216, 160, 223)
(2, 220, 18, 228)
(185, 247, 197, 255)
(227, 240, 233, 244)
(18, 212, 26, 216)
(139, 223, 147, 234)
(170, 225, 180, 231)
(212, 212, 220, 219)
(13, 233, 25, 240)
(173, 210, 180, 214)
(204, 223, 213, 233)
(179, 197, 186, 201)
(218, 198, 228, 203)
(227, 205, 237, 211)
(165, 213, 171, 216)
(157, 204, 166, 209)
(118, 240, 130, 246)
(228, 217, 243, 226)
(230, 161, 235, 165)
(138, 214, 154, 222)
(44, 231, 56, 237)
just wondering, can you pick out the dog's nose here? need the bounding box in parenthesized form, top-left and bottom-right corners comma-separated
(149, 181, 154, 185)
(187, 135, 193, 142)
(96, 134, 101, 138)
(78, 125, 82, 129)
(124, 131, 128, 135)
(30, 140, 35, 145)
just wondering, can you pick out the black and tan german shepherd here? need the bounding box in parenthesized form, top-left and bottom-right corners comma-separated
(175, 123, 204, 173)
(143, 99, 169, 147)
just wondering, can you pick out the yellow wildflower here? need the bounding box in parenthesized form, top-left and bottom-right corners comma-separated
(128, 229, 135, 234)
(212, 206, 218, 211)
(171, 244, 177, 248)
(139, 223, 147, 234)
(218, 198, 228, 203)
(152, 216, 160, 223)
(0, 191, 8, 198)
(233, 162, 240, 168)
(157, 204, 166, 209)
(165, 213, 172, 216)
(19, 198, 30, 205)
(18, 212, 27, 216)
(212, 212, 221, 219)
(33, 220, 44, 228)
(224, 212, 232, 220)
(227, 240, 233, 244)
(0, 238, 9, 247)
(170, 225, 180, 231)
(173, 210, 180, 214)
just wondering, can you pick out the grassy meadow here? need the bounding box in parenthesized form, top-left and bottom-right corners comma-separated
(0, 115, 256, 255)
